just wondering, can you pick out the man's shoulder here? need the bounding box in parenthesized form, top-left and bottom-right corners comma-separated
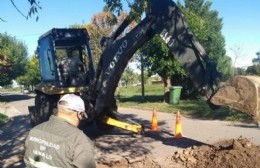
(65, 128, 90, 143)
(31, 120, 49, 129)
(28, 119, 79, 140)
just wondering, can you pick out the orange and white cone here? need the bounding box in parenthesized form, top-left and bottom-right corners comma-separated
(174, 111, 182, 138)
(151, 108, 158, 131)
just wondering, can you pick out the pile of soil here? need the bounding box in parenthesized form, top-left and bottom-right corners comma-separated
(171, 138, 260, 168)
(97, 155, 161, 168)
(211, 75, 260, 122)
(97, 138, 260, 168)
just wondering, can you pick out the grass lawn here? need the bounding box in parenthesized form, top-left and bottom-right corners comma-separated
(0, 96, 9, 125)
(117, 84, 252, 122)
(0, 113, 9, 125)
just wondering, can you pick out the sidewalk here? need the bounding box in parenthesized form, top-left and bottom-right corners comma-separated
(0, 95, 32, 168)
(0, 104, 21, 118)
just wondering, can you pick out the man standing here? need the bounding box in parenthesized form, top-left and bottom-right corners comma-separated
(24, 94, 96, 168)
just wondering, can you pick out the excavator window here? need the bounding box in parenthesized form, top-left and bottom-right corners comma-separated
(37, 28, 94, 87)
(55, 47, 87, 87)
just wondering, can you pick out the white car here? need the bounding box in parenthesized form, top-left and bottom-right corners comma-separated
(23, 89, 29, 94)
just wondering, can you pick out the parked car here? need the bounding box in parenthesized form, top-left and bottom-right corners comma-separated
(23, 89, 29, 94)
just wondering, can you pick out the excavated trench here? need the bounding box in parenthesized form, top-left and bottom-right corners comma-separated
(96, 138, 260, 168)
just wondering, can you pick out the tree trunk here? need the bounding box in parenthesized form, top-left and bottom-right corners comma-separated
(141, 56, 145, 102)
(162, 76, 171, 103)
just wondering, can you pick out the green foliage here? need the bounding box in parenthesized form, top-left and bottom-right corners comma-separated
(246, 65, 260, 75)
(103, 0, 147, 21)
(84, 11, 127, 65)
(138, 35, 186, 78)
(16, 55, 40, 87)
(234, 67, 246, 76)
(0, 33, 28, 86)
(251, 50, 260, 64)
(121, 66, 139, 86)
(4, 0, 41, 22)
(178, 0, 232, 79)
(217, 55, 232, 80)
(137, 35, 187, 102)
(0, 113, 9, 125)
(0, 98, 8, 125)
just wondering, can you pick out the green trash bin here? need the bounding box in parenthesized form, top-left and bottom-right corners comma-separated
(169, 86, 182, 104)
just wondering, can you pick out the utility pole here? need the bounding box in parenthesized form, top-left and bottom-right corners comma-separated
(140, 56, 145, 102)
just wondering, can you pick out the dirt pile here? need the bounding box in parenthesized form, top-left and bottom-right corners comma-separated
(211, 75, 260, 122)
(97, 155, 161, 168)
(97, 138, 260, 168)
(171, 138, 260, 168)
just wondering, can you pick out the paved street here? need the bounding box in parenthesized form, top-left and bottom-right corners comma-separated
(0, 93, 260, 167)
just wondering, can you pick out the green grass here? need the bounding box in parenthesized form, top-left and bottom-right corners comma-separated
(117, 84, 252, 122)
(0, 113, 9, 125)
(1, 87, 21, 93)
(0, 96, 9, 125)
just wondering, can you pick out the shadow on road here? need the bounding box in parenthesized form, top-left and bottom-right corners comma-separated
(122, 113, 208, 148)
(81, 112, 208, 160)
(226, 123, 260, 130)
(1, 94, 35, 102)
(85, 127, 153, 159)
(145, 130, 209, 148)
(0, 100, 210, 167)
(0, 115, 30, 168)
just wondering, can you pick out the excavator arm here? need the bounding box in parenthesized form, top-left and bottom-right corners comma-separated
(92, 0, 219, 117)
(89, 0, 259, 126)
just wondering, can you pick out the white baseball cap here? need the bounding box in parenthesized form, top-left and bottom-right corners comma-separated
(58, 94, 87, 118)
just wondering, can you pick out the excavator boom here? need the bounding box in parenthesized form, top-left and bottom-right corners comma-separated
(93, 0, 219, 117)
(93, 0, 260, 123)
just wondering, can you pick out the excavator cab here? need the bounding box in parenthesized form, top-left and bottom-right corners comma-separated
(36, 28, 95, 88)
(30, 28, 95, 126)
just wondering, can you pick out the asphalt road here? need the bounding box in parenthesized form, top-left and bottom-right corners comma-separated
(0, 93, 260, 167)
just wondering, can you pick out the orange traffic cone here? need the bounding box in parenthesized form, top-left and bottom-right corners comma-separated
(174, 111, 182, 138)
(151, 108, 158, 131)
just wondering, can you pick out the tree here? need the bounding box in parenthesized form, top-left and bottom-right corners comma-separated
(82, 10, 131, 65)
(178, 0, 232, 79)
(1, 0, 41, 22)
(0, 54, 12, 86)
(235, 67, 246, 76)
(246, 65, 260, 75)
(16, 55, 40, 90)
(0, 33, 28, 86)
(138, 35, 186, 102)
(121, 67, 138, 86)
(246, 51, 260, 75)
(252, 51, 260, 64)
(86, 10, 117, 64)
(103, 0, 147, 21)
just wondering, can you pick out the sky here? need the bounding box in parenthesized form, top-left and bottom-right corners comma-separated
(1, 0, 260, 68)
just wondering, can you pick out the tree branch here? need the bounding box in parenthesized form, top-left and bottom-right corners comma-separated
(10, 0, 28, 19)
(0, 17, 6, 22)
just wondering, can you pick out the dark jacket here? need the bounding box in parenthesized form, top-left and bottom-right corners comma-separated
(24, 115, 96, 168)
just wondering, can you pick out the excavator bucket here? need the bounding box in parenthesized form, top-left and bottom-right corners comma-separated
(210, 75, 260, 122)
